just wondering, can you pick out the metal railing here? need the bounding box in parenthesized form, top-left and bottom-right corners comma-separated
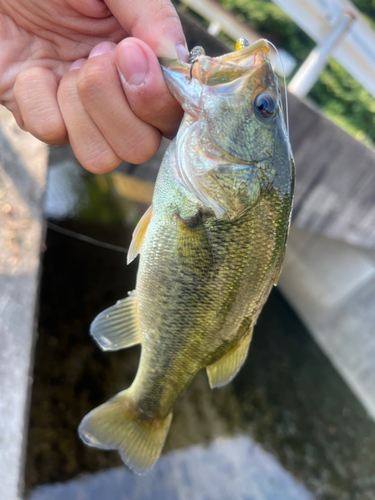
(273, 0, 375, 98)
(181, 0, 375, 99)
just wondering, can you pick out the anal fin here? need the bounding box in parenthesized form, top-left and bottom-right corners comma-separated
(90, 291, 140, 351)
(207, 328, 253, 388)
(127, 205, 153, 264)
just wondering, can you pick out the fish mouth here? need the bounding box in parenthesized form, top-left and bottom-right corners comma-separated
(160, 41, 271, 92)
(159, 38, 270, 78)
(159, 39, 269, 67)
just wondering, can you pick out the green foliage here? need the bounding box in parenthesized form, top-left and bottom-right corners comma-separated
(350, 0, 375, 27)
(218, 0, 315, 60)
(310, 59, 375, 146)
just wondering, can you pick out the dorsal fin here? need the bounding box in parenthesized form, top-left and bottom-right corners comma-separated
(90, 291, 140, 351)
(127, 205, 153, 264)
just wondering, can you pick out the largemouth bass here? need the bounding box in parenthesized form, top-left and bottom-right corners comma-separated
(79, 38, 295, 473)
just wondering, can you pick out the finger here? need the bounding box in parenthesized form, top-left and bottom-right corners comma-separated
(65, 0, 111, 18)
(57, 70, 121, 173)
(2, 99, 26, 131)
(105, 0, 188, 60)
(76, 44, 161, 163)
(13, 67, 68, 145)
(69, 59, 87, 71)
(88, 41, 117, 58)
(115, 38, 183, 139)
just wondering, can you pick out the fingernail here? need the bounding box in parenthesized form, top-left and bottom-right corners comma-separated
(89, 41, 116, 58)
(69, 59, 86, 71)
(117, 41, 149, 86)
(156, 40, 188, 61)
(176, 43, 189, 62)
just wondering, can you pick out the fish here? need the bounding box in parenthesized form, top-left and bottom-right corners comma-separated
(78, 38, 295, 474)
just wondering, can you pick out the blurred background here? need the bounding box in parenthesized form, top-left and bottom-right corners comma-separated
(1, 1, 375, 499)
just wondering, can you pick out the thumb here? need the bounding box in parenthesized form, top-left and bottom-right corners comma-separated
(104, 0, 188, 60)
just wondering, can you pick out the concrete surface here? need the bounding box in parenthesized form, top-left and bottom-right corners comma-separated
(279, 226, 375, 420)
(29, 436, 313, 500)
(0, 107, 48, 500)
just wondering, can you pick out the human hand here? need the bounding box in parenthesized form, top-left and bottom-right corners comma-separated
(0, 0, 188, 172)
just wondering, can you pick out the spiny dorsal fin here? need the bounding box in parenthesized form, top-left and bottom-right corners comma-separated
(90, 291, 140, 351)
(127, 205, 153, 264)
(207, 328, 253, 388)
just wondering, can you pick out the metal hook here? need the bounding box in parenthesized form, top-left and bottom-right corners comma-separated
(188, 46, 206, 79)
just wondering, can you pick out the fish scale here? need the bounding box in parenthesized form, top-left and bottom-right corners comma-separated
(79, 38, 294, 474)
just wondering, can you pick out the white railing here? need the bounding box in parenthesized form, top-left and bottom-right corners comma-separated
(181, 0, 375, 100)
(273, 0, 375, 98)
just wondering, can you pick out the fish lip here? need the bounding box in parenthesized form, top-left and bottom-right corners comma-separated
(158, 58, 190, 71)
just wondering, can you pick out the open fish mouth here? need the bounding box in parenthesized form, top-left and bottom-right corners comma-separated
(160, 39, 272, 102)
(159, 38, 270, 71)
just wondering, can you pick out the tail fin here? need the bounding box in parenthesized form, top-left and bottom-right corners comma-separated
(78, 390, 172, 474)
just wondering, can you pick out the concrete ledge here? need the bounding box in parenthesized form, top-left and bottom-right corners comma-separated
(0, 107, 48, 500)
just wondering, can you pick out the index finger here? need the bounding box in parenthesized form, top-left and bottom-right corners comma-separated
(104, 0, 188, 60)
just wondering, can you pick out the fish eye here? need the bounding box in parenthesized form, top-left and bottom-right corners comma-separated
(254, 93, 276, 119)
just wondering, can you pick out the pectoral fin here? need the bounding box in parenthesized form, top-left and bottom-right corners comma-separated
(207, 328, 253, 388)
(176, 212, 213, 271)
(127, 205, 153, 264)
(90, 291, 140, 351)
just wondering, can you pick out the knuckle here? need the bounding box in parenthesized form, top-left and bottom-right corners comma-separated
(144, 99, 172, 122)
(58, 72, 78, 104)
(78, 146, 121, 173)
(76, 59, 112, 102)
(129, 93, 182, 139)
(28, 113, 67, 145)
(121, 130, 161, 164)
(14, 67, 40, 95)
(127, 90, 167, 120)
(151, 0, 180, 23)
(76, 65, 100, 101)
(14, 68, 67, 144)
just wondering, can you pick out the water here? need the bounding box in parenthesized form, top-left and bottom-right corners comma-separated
(24, 146, 375, 499)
